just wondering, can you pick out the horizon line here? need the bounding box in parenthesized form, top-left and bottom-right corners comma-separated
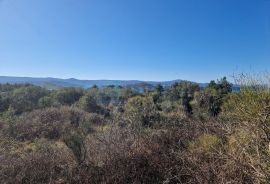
(0, 75, 227, 84)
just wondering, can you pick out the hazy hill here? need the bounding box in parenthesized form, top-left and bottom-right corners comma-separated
(0, 76, 184, 88)
(0, 76, 239, 90)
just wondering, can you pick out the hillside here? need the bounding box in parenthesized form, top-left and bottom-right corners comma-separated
(0, 76, 214, 89)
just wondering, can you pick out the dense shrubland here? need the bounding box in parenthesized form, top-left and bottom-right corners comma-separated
(0, 76, 269, 183)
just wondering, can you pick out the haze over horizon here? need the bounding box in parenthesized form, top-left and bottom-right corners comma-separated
(0, 0, 269, 82)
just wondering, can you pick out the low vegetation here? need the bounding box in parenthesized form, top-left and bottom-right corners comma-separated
(0, 75, 269, 183)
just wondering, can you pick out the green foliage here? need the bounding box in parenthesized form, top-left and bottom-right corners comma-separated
(0, 95, 10, 113)
(223, 89, 270, 125)
(180, 88, 193, 114)
(78, 94, 103, 113)
(63, 131, 85, 163)
(222, 88, 270, 152)
(228, 129, 253, 155)
(0, 83, 32, 92)
(208, 77, 232, 95)
(9, 86, 48, 115)
(198, 77, 232, 116)
(160, 100, 175, 113)
(189, 134, 221, 153)
(54, 88, 84, 105)
(221, 76, 270, 182)
(165, 81, 199, 101)
(124, 96, 159, 127)
(155, 84, 164, 94)
(164, 81, 200, 114)
(38, 96, 58, 108)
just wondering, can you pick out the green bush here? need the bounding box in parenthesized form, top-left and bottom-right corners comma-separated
(189, 134, 221, 153)
(124, 96, 159, 127)
(9, 86, 48, 114)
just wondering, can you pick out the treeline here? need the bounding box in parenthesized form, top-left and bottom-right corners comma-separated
(0, 76, 269, 183)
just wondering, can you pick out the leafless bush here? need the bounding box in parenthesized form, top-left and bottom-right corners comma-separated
(0, 139, 77, 184)
(11, 106, 103, 141)
(71, 118, 256, 184)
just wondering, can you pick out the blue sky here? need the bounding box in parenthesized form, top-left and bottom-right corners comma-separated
(0, 0, 269, 82)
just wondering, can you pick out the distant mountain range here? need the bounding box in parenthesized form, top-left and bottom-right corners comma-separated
(0, 76, 239, 91)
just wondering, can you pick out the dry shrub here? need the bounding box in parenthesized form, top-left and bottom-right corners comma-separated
(0, 121, 9, 138)
(74, 120, 251, 184)
(185, 148, 256, 184)
(2, 76, 269, 183)
(0, 139, 76, 184)
(1, 118, 259, 183)
(72, 125, 193, 183)
(222, 74, 270, 182)
(11, 106, 103, 141)
(7, 106, 106, 165)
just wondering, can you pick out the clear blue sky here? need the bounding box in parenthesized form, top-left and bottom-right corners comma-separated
(0, 0, 269, 82)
